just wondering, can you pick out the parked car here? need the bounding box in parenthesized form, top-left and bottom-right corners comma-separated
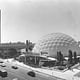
(12, 65, 18, 69)
(0, 63, 6, 67)
(27, 71, 36, 77)
(0, 61, 4, 63)
(0, 69, 8, 78)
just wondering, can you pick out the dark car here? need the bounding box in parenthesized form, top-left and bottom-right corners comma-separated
(12, 66, 18, 69)
(0, 69, 8, 78)
(0, 61, 4, 63)
(27, 71, 36, 77)
(0, 63, 6, 67)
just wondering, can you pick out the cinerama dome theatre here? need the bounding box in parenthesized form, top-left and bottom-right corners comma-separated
(33, 33, 80, 57)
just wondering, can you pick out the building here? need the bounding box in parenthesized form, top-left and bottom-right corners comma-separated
(33, 33, 80, 58)
(0, 40, 35, 53)
(0, 42, 26, 50)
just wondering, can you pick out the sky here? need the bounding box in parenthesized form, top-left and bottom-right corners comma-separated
(0, 0, 80, 43)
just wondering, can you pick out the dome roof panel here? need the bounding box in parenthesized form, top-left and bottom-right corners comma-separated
(33, 33, 79, 57)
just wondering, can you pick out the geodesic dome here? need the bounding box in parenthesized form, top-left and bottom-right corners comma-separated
(33, 33, 80, 57)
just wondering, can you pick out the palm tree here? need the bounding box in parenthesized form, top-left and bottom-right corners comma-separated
(68, 50, 73, 64)
(57, 51, 64, 66)
(25, 40, 35, 64)
(73, 51, 77, 64)
(26, 40, 35, 52)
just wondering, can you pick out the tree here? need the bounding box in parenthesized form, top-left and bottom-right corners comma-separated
(57, 51, 60, 61)
(28, 44, 34, 51)
(73, 51, 77, 64)
(7, 48, 18, 58)
(57, 51, 64, 66)
(0, 49, 4, 58)
(68, 50, 73, 64)
(26, 40, 35, 52)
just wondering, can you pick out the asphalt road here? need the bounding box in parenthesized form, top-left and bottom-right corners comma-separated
(0, 59, 63, 80)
